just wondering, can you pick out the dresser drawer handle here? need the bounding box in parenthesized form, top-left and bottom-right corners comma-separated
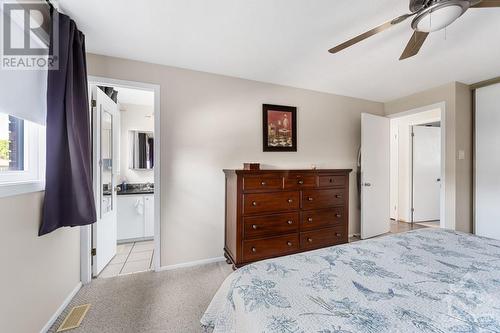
(335, 233, 342, 237)
(297, 180, 304, 185)
(252, 224, 258, 230)
(307, 217, 313, 222)
(261, 181, 266, 186)
(307, 197, 313, 201)
(329, 178, 334, 183)
(251, 247, 257, 253)
(252, 201, 257, 206)
(287, 199, 293, 203)
(335, 214, 342, 218)
(335, 194, 342, 199)
(287, 220, 293, 225)
(287, 241, 293, 247)
(307, 238, 313, 243)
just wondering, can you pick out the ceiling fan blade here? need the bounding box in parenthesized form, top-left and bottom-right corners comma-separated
(471, 0, 500, 7)
(328, 13, 414, 54)
(399, 31, 429, 60)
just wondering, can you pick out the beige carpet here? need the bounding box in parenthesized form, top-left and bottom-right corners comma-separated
(48, 261, 233, 333)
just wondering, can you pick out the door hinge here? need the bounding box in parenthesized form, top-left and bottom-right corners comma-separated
(91, 248, 96, 256)
(91, 99, 96, 108)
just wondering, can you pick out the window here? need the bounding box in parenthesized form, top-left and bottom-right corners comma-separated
(0, 114, 24, 171)
(0, 113, 45, 197)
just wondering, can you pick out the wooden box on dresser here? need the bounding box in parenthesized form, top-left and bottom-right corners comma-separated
(223, 169, 351, 268)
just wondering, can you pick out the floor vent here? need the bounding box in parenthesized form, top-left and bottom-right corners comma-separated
(56, 304, 91, 332)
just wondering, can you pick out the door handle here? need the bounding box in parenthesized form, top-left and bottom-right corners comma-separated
(362, 182, 372, 187)
(436, 178, 441, 182)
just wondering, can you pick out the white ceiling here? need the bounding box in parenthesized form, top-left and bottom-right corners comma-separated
(114, 87, 154, 107)
(59, 0, 500, 102)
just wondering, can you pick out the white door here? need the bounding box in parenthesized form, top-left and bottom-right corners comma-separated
(92, 88, 119, 276)
(412, 126, 441, 222)
(361, 113, 390, 239)
(475, 83, 500, 240)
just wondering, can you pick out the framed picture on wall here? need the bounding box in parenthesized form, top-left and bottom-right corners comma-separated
(263, 104, 297, 152)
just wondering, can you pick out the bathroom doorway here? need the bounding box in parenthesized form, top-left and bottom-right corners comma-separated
(81, 77, 161, 283)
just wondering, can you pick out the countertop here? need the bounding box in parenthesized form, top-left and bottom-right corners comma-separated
(118, 189, 154, 195)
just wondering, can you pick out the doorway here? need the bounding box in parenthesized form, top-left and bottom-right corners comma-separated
(411, 123, 441, 226)
(81, 77, 161, 283)
(390, 109, 443, 228)
(360, 103, 446, 239)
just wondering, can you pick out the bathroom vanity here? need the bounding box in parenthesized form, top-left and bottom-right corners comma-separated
(116, 184, 154, 242)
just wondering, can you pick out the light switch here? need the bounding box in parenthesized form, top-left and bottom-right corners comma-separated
(458, 150, 465, 160)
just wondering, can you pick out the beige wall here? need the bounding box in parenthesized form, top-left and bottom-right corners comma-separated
(384, 82, 472, 232)
(0, 192, 81, 333)
(87, 54, 384, 266)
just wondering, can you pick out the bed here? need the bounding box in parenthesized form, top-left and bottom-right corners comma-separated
(201, 228, 500, 332)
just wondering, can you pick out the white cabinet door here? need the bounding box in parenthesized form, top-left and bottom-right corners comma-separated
(117, 195, 145, 241)
(144, 195, 155, 238)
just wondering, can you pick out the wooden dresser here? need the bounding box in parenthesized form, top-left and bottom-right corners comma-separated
(223, 169, 351, 268)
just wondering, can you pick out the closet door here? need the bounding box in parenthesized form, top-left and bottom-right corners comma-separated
(475, 83, 500, 240)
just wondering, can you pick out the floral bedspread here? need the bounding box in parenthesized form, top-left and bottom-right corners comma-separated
(201, 229, 500, 333)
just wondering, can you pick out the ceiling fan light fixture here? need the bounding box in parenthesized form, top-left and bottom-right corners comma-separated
(412, 0, 470, 33)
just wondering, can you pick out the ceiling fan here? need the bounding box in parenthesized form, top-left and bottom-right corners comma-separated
(328, 0, 500, 60)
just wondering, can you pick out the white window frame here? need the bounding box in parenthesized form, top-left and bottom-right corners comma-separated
(0, 116, 45, 198)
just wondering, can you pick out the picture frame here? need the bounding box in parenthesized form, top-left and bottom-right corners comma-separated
(262, 104, 297, 152)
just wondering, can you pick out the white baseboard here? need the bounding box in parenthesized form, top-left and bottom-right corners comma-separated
(40, 282, 82, 333)
(157, 256, 226, 272)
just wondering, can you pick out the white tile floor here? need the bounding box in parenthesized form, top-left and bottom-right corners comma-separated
(98, 240, 154, 279)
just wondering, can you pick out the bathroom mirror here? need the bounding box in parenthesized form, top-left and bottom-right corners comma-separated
(130, 130, 154, 170)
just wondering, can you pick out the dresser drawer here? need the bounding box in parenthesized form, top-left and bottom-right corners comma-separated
(284, 174, 317, 189)
(242, 234, 299, 262)
(302, 189, 345, 210)
(300, 207, 345, 231)
(244, 213, 299, 239)
(300, 226, 346, 251)
(243, 176, 283, 191)
(243, 191, 300, 215)
(319, 175, 347, 188)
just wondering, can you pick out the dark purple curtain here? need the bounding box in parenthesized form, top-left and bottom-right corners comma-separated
(39, 11, 96, 236)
